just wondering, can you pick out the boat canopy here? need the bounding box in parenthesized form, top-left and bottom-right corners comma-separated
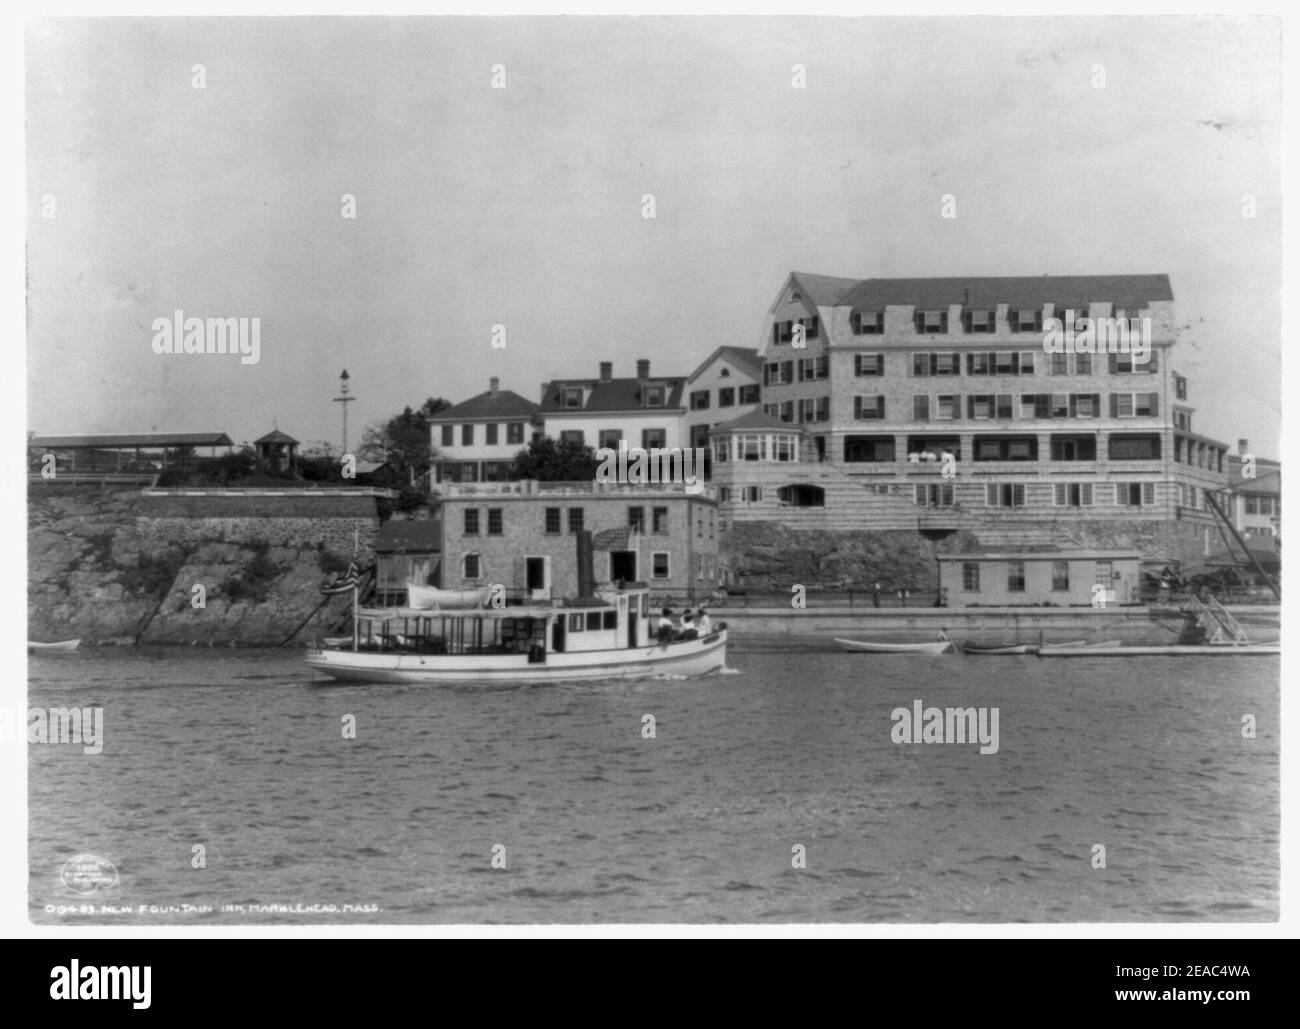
(357, 605, 562, 621)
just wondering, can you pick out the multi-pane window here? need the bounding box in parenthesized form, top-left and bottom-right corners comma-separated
(485, 424, 499, 446)
(1074, 353, 1092, 375)
(855, 395, 886, 420)
(690, 390, 710, 410)
(1094, 561, 1113, 586)
(463, 553, 481, 579)
(1070, 394, 1097, 418)
(641, 429, 666, 449)
(441, 425, 454, 446)
(507, 422, 525, 445)
(914, 483, 955, 507)
(962, 562, 980, 591)
(568, 508, 584, 533)
(1051, 561, 1069, 591)
(463, 509, 480, 535)
(738, 384, 760, 404)
(964, 309, 994, 333)
(487, 508, 503, 535)
(461, 424, 474, 446)
(799, 356, 829, 381)
(562, 387, 583, 409)
(996, 394, 1014, 419)
(1050, 353, 1069, 375)
(1109, 435, 1160, 460)
(968, 395, 993, 419)
(773, 317, 820, 343)
(914, 395, 930, 421)
(560, 429, 585, 446)
(763, 361, 795, 386)
(628, 506, 645, 532)
(598, 429, 623, 449)
(937, 395, 959, 420)
(545, 507, 562, 534)
(1115, 482, 1156, 506)
(1050, 436, 1097, 461)
(1007, 561, 1026, 592)
(986, 483, 1026, 507)
(913, 352, 961, 376)
(967, 353, 991, 375)
(643, 386, 666, 407)
(851, 311, 884, 334)
(1011, 308, 1042, 332)
(916, 310, 949, 333)
(1111, 392, 1159, 417)
(718, 387, 735, 407)
(1054, 483, 1094, 507)
(652, 506, 668, 533)
(798, 398, 815, 423)
(1051, 393, 1069, 418)
(855, 354, 884, 376)
(652, 552, 670, 578)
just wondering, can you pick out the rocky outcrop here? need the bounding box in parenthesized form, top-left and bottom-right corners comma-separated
(28, 487, 377, 646)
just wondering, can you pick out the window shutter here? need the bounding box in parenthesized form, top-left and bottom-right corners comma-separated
(1149, 393, 1159, 416)
(878, 397, 885, 418)
(1092, 393, 1101, 415)
(967, 396, 976, 418)
(1014, 484, 1024, 507)
(1143, 482, 1155, 505)
(1113, 483, 1125, 506)
(1108, 353, 1119, 374)
(952, 393, 961, 420)
(1109, 393, 1119, 418)
(986, 484, 997, 506)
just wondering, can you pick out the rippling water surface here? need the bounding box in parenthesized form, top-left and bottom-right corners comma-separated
(28, 640, 1278, 923)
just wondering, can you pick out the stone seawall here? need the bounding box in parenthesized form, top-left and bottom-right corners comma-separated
(713, 604, 1281, 645)
(28, 487, 381, 646)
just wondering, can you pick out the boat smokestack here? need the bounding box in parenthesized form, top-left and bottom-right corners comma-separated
(576, 530, 597, 599)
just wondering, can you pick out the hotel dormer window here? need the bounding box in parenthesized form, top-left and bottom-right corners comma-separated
(916, 310, 948, 334)
(643, 385, 666, 407)
(1010, 308, 1042, 333)
(963, 309, 994, 333)
(562, 387, 583, 409)
(851, 310, 884, 335)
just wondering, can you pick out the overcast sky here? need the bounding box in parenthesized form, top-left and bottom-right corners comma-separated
(26, 16, 1281, 456)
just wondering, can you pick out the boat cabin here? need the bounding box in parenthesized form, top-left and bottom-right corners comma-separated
(349, 584, 654, 663)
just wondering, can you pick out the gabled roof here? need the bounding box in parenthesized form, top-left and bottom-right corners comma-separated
(1226, 457, 1281, 494)
(780, 272, 1174, 311)
(255, 429, 299, 445)
(374, 519, 443, 553)
(712, 410, 805, 433)
(430, 389, 540, 422)
(539, 376, 686, 413)
(29, 432, 234, 448)
(686, 346, 763, 384)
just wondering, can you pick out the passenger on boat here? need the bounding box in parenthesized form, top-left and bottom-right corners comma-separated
(677, 612, 698, 640)
(695, 608, 713, 635)
(657, 608, 676, 642)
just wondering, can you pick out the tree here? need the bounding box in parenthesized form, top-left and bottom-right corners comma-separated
(511, 435, 598, 482)
(420, 397, 452, 419)
(358, 406, 437, 485)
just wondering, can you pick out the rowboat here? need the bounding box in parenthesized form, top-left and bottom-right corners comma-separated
(836, 632, 954, 655)
(28, 639, 81, 652)
(1038, 639, 1120, 652)
(964, 639, 1088, 655)
(308, 583, 727, 684)
(406, 584, 489, 610)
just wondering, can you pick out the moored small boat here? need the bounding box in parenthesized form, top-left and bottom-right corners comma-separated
(1037, 642, 1280, 657)
(836, 632, 954, 655)
(28, 639, 81, 652)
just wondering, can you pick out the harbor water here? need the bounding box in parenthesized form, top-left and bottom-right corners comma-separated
(28, 639, 1278, 923)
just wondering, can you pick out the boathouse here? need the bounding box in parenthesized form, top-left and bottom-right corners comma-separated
(937, 550, 1142, 607)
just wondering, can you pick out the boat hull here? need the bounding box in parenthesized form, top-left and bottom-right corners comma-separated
(307, 630, 728, 683)
(835, 637, 954, 654)
(28, 639, 81, 652)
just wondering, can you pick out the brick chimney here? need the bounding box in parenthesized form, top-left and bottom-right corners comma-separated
(1238, 439, 1249, 455)
(489, 377, 499, 395)
(599, 361, 613, 381)
(636, 359, 650, 379)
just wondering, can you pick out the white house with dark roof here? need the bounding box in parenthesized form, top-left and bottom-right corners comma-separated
(683, 346, 763, 455)
(538, 359, 688, 452)
(428, 378, 541, 484)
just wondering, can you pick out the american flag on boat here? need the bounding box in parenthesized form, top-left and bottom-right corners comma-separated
(321, 561, 360, 594)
